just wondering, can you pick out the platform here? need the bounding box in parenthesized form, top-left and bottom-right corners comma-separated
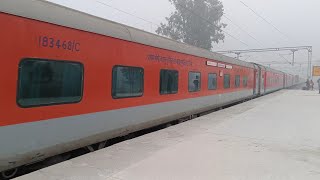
(16, 90, 320, 180)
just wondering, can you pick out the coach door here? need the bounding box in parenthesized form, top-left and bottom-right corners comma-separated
(253, 69, 257, 95)
(261, 69, 266, 94)
(253, 65, 260, 95)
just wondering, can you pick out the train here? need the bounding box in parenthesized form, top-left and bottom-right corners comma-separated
(0, 0, 304, 178)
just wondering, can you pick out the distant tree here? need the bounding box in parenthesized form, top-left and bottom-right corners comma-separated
(156, 0, 226, 50)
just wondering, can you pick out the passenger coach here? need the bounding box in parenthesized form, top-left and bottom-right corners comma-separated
(0, 0, 300, 178)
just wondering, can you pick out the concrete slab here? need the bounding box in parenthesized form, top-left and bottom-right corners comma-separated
(16, 90, 320, 180)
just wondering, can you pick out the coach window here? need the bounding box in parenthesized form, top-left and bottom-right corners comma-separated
(189, 72, 201, 92)
(160, 69, 178, 95)
(17, 58, 83, 107)
(224, 74, 230, 89)
(235, 75, 241, 88)
(112, 66, 144, 98)
(243, 76, 248, 87)
(208, 73, 217, 90)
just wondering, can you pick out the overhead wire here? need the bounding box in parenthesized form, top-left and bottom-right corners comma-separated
(218, 13, 288, 64)
(237, 1, 306, 78)
(178, 2, 294, 66)
(208, 3, 294, 65)
(95, 0, 160, 31)
(207, 4, 266, 48)
(239, 1, 295, 44)
(176, 3, 250, 47)
(91, 0, 296, 67)
(95, 0, 253, 48)
(222, 14, 264, 47)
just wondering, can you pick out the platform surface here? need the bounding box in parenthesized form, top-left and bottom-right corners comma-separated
(16, 90, 320, 180)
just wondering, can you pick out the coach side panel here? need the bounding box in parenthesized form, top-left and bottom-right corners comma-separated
(0, 12, 255, 171)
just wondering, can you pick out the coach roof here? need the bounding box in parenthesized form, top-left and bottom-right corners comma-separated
(0, 0, 253, 68)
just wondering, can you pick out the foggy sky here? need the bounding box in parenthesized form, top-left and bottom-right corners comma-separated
(48, 0, 320, 76)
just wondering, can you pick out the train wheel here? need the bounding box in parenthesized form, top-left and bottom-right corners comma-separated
(1, 168, 18, 179)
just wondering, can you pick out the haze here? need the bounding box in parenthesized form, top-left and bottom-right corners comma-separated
(47, 0, 320, 76)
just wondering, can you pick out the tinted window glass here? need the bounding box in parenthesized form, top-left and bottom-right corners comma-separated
(208, 73, 217, 90)
(18, 59, 83, 107)
(160, 69, 178, 94)
(243, 76, 248, 87)
(224, 74, 230, 89)
(112, 66, 144, 98)
(189, 72, 201, 92)
(235, 75, 240, 87)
